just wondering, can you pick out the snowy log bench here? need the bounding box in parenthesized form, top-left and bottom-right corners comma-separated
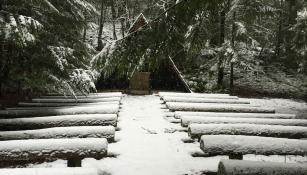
(162, 96, 249, 104)
(0, 126, 115, 142)
(188, 124, 307, 139)
(174, 111, 295, 119)
(166, 102, 275, 113)
(0, 114, 118, 131)
(31, 97, 121, 103)
(181, 116, 307, 127)
(159, 92, 230, 97)
(217, 160, 307, 175)
(0, 168, 106, 175)
(40, 92, 122, 99)
(0, 105, 119, 118)
(18, 101, 120, 107)
(0, 138, 108, 167)
(200, 135, 307, 159)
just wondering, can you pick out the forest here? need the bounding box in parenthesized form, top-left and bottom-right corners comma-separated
(1, 0, 307, 99)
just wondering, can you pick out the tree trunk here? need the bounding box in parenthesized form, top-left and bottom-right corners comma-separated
(230, 12, 236, 94)
(275, 0, 284, 58)
(111, 1, 118, 40)
(217, 9, 226, 88)
(97, 0, 105, 51)
(285, 0, 297, 68)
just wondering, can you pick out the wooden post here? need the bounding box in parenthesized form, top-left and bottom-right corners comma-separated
(229, 153, 243, 160)
(67, 158, 82, 167)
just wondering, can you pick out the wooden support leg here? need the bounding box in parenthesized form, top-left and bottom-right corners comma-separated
(67, 158, 82, 167)
(229, 153, 243, 160)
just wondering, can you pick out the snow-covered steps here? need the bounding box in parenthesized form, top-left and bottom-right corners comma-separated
(0, 114, 118, 131)
(161, 96, 249, 104)
(159, 93, 239, 99)
(40, 92, 123, 99)
(181, 116, 307, 127)
(0, 126, 115, 142)
(218, 160, 307, 175)
(18, 101, 120, 107)
(31, 97, 121, 103)
(0, 104, 120, 118)
(173, 111, 295, 119)
(0, 168, 105, 175)
(0, 138, 108, 167)
(188, 124, 307, 139)
(166, 102, 275, 113)
(200, 135, 307, 159)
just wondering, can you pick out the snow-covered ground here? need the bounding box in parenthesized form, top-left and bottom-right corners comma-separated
(28, 95, 307, 174)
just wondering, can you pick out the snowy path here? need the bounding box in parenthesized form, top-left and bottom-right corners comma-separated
(85, 95, 218, 175)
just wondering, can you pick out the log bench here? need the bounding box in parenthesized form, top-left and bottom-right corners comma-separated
(0, 105, 119, 118)
(158, 92, 233, 97)
(217, 160, 307, 175)
(166, 102, 275, 113)
(0, 114, 118, 131)
(0, 138, 108, 167)
(200, 135, 307, 160)
(188, 124, 307, 139)
(40, 92, 122, 99)
(0, 168, 106, 175)
(181, 116, 307, 127)
(17, 101, 119, 107)
(0, 126, 116, 142)
(174, 111, 295, 119)
(162, 97, 249, 104)
(31, 97, 121, 103)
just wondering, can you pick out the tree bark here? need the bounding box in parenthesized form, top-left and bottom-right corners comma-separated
(230, 12, 236, 94)
(217, 9, 226, 88)
(111, 1, 118, 40)
(285, 0, 297, 68)
(97, 0, 105, 51)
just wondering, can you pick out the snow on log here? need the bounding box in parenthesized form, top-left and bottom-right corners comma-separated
(0, 168, 105, 175)
(166, 102, 275, 113)
(174, 112, 295, 119)
(0, 126, 115, 142)
(40, 92, 122, 99)
(0, 138, 108, 167)
(158, 92, 230, 97)
(217, 160, 307, 175)
(162, 96, 249, 104)
(181, 116, 307, 127)
(188, 124, 307, 139)
(0, 114, 118, 131)
(31, 97, 121, 103)
(200, 135, 307, 157)
(18, 101, 120, 107)
(0, 105, 119, 118)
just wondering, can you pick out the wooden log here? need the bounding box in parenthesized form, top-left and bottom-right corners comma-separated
(166, 102, 275, 113)
(174, 112, 295, 119)
(0, 126, 116, 142)
(158, 92, 230, 97)
(0, 138, 108, 167)
(217, 160, 307, 175)
(0, 168, 105, 175)
(188, 124, 307, 139)
(31, 97, 121, 103)
(0, 105, 119, 118)
(181, 116, 307, 127)
(40, 92, 122, 99)
(0, 114, 118, 131)
(200, 135, 307, 158)
(18, 101, 120, 107)
(162, 96, 249, 104)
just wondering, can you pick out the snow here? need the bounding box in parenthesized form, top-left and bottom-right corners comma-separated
(0, 104, 119, 118)
(159, 92, 239, 99)
(162, 96, 250, 104)
(0, 168, 105, 175)
(41, 92, 122, 99)
(0, 114, 118, 131)
(18, 101, 120, 107)
(188, 123, 307, 139)
(218, 160, 307, 175)
(0, 126, 115, 141)
(166, 102, 275, 113)
(200, 135, 307, 156)
(31, 97, 121, 103)
(181, 116, 307, 127)
(174, 111, 296, 119)
(0, 138, 108, 161)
